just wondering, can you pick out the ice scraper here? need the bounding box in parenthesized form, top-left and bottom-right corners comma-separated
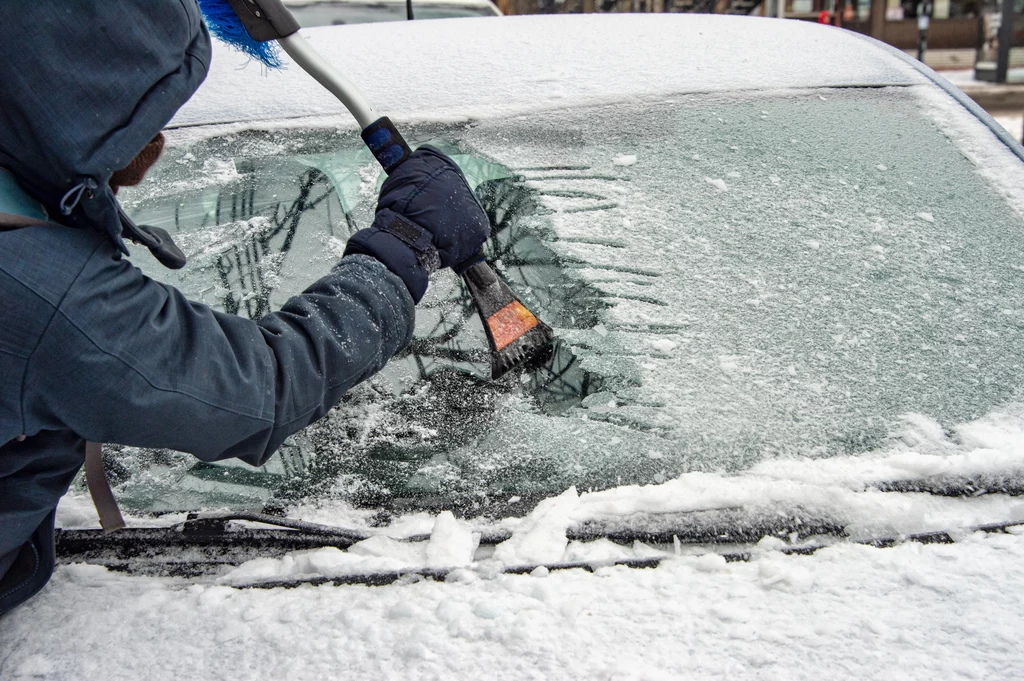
(196, 0, 554, 379)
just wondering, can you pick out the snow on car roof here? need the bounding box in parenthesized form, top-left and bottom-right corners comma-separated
(285, 0, 498, 8)
(172, 13, 928, 129)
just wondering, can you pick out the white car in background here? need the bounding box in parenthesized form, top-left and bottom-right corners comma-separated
(2, 14, 1024, 681)
(284, 0, 501, 24)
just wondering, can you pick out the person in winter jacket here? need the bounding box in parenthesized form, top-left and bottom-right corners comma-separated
(0, 0, 489, 617)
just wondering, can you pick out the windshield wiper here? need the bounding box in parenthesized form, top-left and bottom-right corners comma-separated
(54, 511, 1024, 586)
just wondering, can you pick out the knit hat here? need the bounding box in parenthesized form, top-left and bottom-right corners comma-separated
(109, 133, 165, 194)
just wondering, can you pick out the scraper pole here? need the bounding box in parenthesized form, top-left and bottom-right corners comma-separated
(215, 0, 554, 378)
(277, 35, 376, 129)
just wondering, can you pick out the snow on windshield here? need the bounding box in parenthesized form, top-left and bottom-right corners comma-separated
(116, 84, 1024, 515)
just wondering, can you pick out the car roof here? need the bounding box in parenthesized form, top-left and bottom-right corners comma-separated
(171, 14, 930, 130)
(284, 0, 499, 8)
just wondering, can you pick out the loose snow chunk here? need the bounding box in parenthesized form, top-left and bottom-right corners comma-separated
(916, 211, 935, 223)
(219, 546, 412, 585)
(201, 157, 240, 182)
(758, 557, 814, 592)
(705, 177, 729, 192)
(756, 535, 787, 551)
(876, 163, 888, 171)
(693, 553, 727, 572)
(494, 487, 579, 565)
(13, 655, 55, 678)
(612, 153, 638, 166)
(426, 510, 480, 568)
(769, 175, 782, 185)
(650, 338, 677, 354)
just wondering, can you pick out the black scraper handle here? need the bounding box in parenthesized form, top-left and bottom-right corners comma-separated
(360, 117, 413, 174)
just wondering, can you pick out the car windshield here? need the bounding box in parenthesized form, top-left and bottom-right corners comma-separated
(285, 1, 497, 25)
(115, 85, 1024, 516)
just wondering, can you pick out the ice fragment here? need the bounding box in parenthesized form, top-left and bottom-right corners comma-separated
(705, 177, 728, 192)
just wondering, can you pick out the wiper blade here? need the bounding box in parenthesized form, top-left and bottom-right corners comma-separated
(55, 515, 1024, 585)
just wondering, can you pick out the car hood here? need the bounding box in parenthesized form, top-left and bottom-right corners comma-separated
(0, 0, 210, 247)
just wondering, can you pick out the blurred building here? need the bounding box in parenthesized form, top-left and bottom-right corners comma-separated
(496, 0, 1024, 82)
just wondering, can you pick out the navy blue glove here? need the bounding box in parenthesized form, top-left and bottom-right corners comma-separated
(344, 146, 490, 303)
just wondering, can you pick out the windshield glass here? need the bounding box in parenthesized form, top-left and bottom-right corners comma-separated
(285, 1, 497, 24)
(116, 86, 1024, 515)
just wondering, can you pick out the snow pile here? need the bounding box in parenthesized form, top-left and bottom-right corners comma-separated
(219, 547, 409, 584)
(3, 530, 1024, 680)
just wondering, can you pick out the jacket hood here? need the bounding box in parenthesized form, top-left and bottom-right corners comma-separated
(0, 0, 211, 250)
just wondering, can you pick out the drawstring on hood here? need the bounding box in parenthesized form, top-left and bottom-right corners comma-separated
(59, 179, 98, 217)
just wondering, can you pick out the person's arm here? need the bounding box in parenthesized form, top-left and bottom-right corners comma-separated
(23, 145, 489, 466)
(25, 246, 413, 466)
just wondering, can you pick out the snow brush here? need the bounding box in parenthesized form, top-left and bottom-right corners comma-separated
(196, 0, 554, 379)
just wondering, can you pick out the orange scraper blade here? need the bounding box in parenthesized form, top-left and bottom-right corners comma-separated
(487, 301, 539, 351)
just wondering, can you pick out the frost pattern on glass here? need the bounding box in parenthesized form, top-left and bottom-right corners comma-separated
(114, 86, 1024, 514)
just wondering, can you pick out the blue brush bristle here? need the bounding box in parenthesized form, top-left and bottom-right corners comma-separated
(197, 0, 284, 69)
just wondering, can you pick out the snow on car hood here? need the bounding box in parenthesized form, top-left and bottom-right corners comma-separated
(172, 14, 928, 129)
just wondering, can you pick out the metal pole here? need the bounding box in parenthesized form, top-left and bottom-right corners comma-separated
(996, 0, 1015, 82)
(869, 0, 886, 39)
(917, 0, 931, 62)
(277, 34, 377, 129)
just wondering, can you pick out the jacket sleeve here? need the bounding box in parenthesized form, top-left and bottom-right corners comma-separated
(23, 241, 415, 466)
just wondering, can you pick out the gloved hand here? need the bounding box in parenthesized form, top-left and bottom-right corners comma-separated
(344, 145, 490, 303)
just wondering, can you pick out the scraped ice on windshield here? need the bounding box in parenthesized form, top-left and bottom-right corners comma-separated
(705, 177, 728, 192)
(201, 157, 239, 182)
(650, 338, 677, 353)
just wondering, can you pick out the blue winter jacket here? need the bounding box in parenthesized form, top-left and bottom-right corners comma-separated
(0, 1, 415, 616)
